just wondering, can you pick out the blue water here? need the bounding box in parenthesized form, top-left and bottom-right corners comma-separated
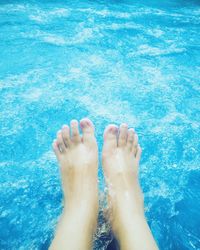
(0, 0, 200, 249)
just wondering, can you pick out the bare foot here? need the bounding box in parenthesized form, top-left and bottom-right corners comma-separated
(102, 124, 143, 233)
(50, 118, 98, 250)
(102, 124, 158, 250)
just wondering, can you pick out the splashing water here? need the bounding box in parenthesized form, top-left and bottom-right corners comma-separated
(0, 0, 200, 249)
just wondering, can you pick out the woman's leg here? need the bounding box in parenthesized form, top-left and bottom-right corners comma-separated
(49, 118, 99, 250)
(102, 124, 158, 250)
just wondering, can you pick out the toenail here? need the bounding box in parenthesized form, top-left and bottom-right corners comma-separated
(81, 118, 93, 126)
(71, 120, 78, 125)
(83, 121, 89, 126)
(80, 120, 90, 128)
(62, 125, 68, 129)
(108, 127, 112, 132)
(121, 123, 128, 128)
(109, 126, 118, 134)
(80, 122, 86, 128)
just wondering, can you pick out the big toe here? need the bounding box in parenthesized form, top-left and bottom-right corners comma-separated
(80, 118, 95, 144)
(103, 124, 118, 150)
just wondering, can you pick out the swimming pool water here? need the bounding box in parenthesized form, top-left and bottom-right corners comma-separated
(0, 0, 200, 249)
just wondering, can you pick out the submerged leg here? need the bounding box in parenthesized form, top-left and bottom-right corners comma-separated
(50, 118, 99, 250)
(102, 124, 158, 250)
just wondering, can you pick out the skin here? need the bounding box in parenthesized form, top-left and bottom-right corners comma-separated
(50, 118, 158, 250)
(50, 118, 98, 250)
(102, 123, 158, 250)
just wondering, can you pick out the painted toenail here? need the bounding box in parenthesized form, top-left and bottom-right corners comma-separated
(86, 121, 90, 126)
(80, 122, 86, 128)
(109, 126, 118, 134)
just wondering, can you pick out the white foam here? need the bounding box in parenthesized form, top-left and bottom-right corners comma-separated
(43, 34, 66, 46)
(29, 8, 70, 23)
(146, 28, 164, 38)
(22, 88, 43, 101)
(76, 94, 139, 125)
(137, 44, 186, 56)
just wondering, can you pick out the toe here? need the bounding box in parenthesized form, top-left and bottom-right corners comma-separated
(103, 124, 118, 149)
(127, 128, 135, 151)
(57, 130, 66, 153)
(132, 133, 138, 155)
(118, 123, 128, 147)
(80, 118, 95, 144)
(62, 125, 70, 148)
(52, 140, 60, 159)
(70, 120, 81, 143)
(136, 145, 142, 161)
(80, 118, 94, 133)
